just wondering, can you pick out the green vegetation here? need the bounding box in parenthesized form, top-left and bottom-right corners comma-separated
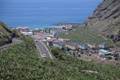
(0, 21, 22, 46)
(0, 37, 120, 80)
(58, 26, 113, 47)
(84, 0, 120, 47)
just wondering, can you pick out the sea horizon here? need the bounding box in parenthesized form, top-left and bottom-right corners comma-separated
(0, 0, 103, 29)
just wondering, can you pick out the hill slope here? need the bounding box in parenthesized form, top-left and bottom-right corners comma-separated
(0, 37, 120, 80)
(84, 0, 120, 47)
(58, 26, 113, 47)
(0, 21, 21, 46)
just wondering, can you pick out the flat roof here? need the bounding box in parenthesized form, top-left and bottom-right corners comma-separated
(99, 49, 111, 53)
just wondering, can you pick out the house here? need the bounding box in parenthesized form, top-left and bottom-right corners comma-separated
(54, 38, 70, 43)
(65, 41, 88, 50)
(86, 42, 98, 49)
(65, 42, 78, 50)
(47, 40, 53, 46)
(80, 44, 88, 50)
(50, 29, 64, 37)
(112, 51, 120, 57)
(43, 28, 51, 33)
(99, 49, 111, 56)
(22, 26, 30, 32)
(21, 32, 33, 36)
(50, 29, 56, 37)
(72, 41, 88, 50)
(99, 43, 108, 49)
(61, 25, 72, 30)
(16, 27, 22, 32)
(45, 36, 53, 40)
(34, 32, 49, 36)
(53, 42, 65, 49)
(16, 26, 30, 32)
(77, 42, 88, 50)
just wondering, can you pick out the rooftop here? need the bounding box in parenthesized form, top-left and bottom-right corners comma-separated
(23, 26, 29, 29)
(99, 49, 111, 54)
(17, 27, 22, 29)
(54, 42, 65, 46)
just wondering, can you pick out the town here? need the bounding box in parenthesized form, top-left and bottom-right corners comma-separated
(16, 24, 120, 61)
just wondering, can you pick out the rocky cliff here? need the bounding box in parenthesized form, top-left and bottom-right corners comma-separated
(0, 21, 21, 46)
(84, 0, 120, 47)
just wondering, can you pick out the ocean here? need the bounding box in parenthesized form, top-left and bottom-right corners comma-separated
(0, 0, 103, 29)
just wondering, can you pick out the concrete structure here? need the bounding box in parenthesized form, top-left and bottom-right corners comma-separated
(34, 32, 50, 36)
(43, 28, 57, 33)
(61, 25, 72, 30)
(16, 26, 30, 32)
(75, 41, 88, 50)
(32, 35, 45, 40)
(16, 27, 23, 32)
(53, 42, 65, 49)
(99, 49, 111, 56)
(47, 40, 53, 46)
(99, 43, 108, 49)
(65, 41, 88, 50)
(21, 32, 32, 36)
(86, 42, 98, 49)
(50, 29, 64, 37)
(54, 38, 70, 43)
(45, 36, 53, 40)
(22, 26, 30, 32)
(79, 44, 88, 50)
(65, 42, 78, 50)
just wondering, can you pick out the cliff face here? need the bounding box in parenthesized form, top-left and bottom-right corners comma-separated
(0, 21, 21, 46)
(84, 0, 120, 47)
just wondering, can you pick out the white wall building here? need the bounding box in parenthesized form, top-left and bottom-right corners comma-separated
(21, 32, 33, 36)
(99, 43, 108, 49)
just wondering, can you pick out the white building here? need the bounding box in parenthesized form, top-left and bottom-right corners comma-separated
(50, 29, 64, 37)
(53, 42, 65, 49)
(78, 44, 88, 50)
(21, 32, 33, 36)
(99, 49, 111, 56)
(99, 43, 108, 49)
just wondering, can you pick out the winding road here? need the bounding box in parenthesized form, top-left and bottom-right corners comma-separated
(0, 39, 22, 50)
(35, 41, 52, 59)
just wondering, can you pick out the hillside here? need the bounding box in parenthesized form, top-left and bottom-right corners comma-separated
(0, 37, 120, 80)
(84, 0, 120, 47)
(57, 26, 113, 47)
(0, 21, 21, 46)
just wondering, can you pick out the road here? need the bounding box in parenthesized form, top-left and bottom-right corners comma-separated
(35, 41, 52, 59)
(0, 39, 22, 50)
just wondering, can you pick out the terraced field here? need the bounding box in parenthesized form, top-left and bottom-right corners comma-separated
(57, 26, 113, 47)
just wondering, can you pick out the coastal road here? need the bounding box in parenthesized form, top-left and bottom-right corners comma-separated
(35, 41, 52, 59)
(0, 39, 22, 50)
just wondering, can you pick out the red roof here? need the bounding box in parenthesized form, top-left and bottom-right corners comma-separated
(92, 54, 98, 57)
(54, 40, 64, 42)
(23, 26, 29, 29)
(110, 50, 117, 52)
(17, 27, 22, 29)
(47, 39, 53, 42)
